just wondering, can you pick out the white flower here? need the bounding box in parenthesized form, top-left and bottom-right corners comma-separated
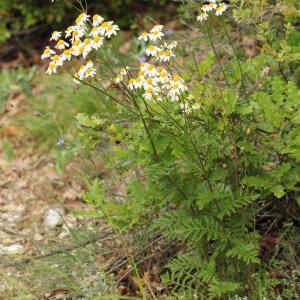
(144, 86, 159, 100)
(105, 23, 119, 38)
(51, 55, 63, 67)
(201, 4, 213, 13)
(144, 63, 157, 77)
(41, 46, 55, 59)
(197, 13, 209, 22)
(75, 13, 90, 26)
(168, 80, 188, 101)
(81, 38, 93, 58)
(151, 25, 163, 32)
(215, 3, 227, 16)
(143, 77, 158, 89)
(91, 36, 104, 50)
(61, 49, 72, 61)
(138, 32, 149, 42)
(128, 78, 136, 90)
(78, 61, 96, 79)
(158, 50, 175, 62)
(92, 14, 104, 27)
(145, 45, 160, 57)
(148, 30, 164, 41)
(90, 26, 101, 37)
(70, 28, 85, 43)
(65, 26, 75, 38)
(55, 39, 69, 50)
(46, 62, 57, 75)
(50, 31, 61, 41)
(99, 21, 113, 36)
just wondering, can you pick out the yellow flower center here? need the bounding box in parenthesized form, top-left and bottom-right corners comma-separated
(146, 87, 153, 93)
(147, 78, 153, 84)
(52, 55, 59, 61)
(101, 22, 108, 28)
(148, 65, 154, 70)
(79, 46, 84, 53)
(44, 48, 50, 54)
(129, 79, 135, 84)
(73, 39, 80, 46)
(173, 75, 180, 81)
(172, 83, 179, 89)
(107, 25, 113, 31)
(138, 70, 144, 76)
(93, 36, 100, 43)
(49, 62, 55, 69)
(148, 45, 155, 51)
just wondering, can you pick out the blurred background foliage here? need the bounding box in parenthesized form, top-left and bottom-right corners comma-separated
(0, 0, 170, 42)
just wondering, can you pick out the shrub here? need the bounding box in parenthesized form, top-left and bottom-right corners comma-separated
(41, 0, 300, 298)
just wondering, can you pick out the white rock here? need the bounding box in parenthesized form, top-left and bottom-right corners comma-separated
(43, 208, 65, 228)
(0, 244, 24, 254)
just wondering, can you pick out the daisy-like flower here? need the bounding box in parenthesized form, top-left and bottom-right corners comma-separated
(51, 54, 63, 67)
(90, 26, 101, 37)
(65, 26, 75, 38)
(99, 21, 113, 36)
(148, 29, 164, 41)
(105, 23, 120, 38)
(55, 39, 69, 50)
(159, 50, 175, 62)
(128, 78, 136, 90)
(215, 3, 227, 16)
(92, 14, 104, 27)
(138, 32, 149, 42)
(41, 46, 55, 60)
(144, 63, 157, 77)
(50, 31, 61, 41)
(168, 83, 184, 101)
(46, 62, 57, 75)
(61, 49, 72, 61)
(78, 61, 96, 79)
(201, 4, 214, 13)
(70, 28, 85, 43)
(75, 13, 90, 26)
(145, 45, 160, 57)
(143, 77, 158, 89)
(151, 25, 164, 32)
(144, 86, 159, 100)
(158, 70, 170, 84)
(197, 12, 208, 22)
(91, 35, 103, 50)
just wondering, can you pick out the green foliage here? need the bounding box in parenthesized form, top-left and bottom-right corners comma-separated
(0, 0, 169, 42)
(27, 0, 300, 298)
(0, 67, 35, 110)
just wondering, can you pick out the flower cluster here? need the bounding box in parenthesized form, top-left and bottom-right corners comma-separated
(197, 0, 227, 22)
(115, 25, 188, 102)
(42, 12, 119, 78)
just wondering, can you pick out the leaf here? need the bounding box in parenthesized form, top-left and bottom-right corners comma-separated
(273, 185, 285, 198)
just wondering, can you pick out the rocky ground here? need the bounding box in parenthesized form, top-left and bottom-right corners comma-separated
(0, 86, 88, 296)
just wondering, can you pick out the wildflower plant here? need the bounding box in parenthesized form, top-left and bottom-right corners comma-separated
(43, 0, 300, 298)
